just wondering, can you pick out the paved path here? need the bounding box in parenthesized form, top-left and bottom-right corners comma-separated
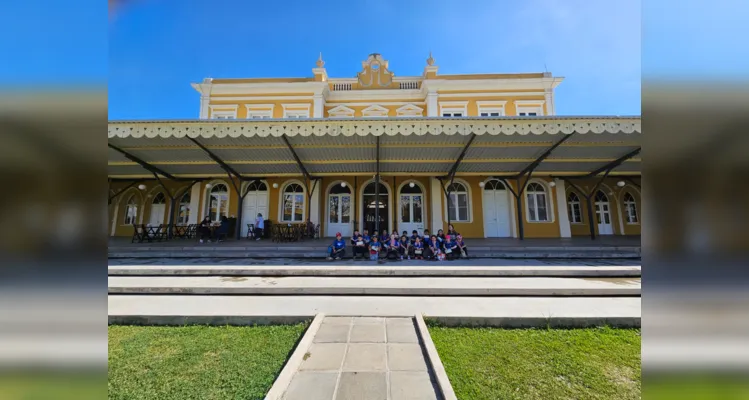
(283, 316, 439, 400)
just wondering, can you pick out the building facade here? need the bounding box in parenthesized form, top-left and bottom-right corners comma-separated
(108, 53, 641, 239)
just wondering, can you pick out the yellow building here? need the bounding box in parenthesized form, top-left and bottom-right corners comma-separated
(108, 53, 641, 240)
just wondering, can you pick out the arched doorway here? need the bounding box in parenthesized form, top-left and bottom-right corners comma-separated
(362, 181, 389, 234)
(149, 192, 167, 226)
(327, 182, 352, 237)
(595, 190, 613, 235)
(241, 180, 268, 237)
(482, 179, 511, 237)
(205, 182, 229, 221)
(398, 182, 425, 235)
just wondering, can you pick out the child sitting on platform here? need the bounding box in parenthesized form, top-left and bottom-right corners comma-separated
(410, 230, 420, 245)
(428, 235, 444, 261)
(386, 233, 400, 260)
(410, 236, 425, 259)
(327, 232, 346, 260)
(398, 235, 410, 260)
(444, 235, 459, 260)
(369, 236, 381, 261)
(352, 232, 367, 260)
(455, 234, 468, 259)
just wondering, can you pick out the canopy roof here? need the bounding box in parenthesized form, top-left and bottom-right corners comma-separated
(108, 116, 641, 179)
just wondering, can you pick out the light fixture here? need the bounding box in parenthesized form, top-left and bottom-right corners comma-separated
(272, 183, 279, 189)
(341, 182, 347, 188)
(138, 184, 147, 191)
(549, 181, 556, 188)
(617, 181, 626, 187)
(478, 181, 485, 188)
(205, 183, 213, 189)
(409, 182, 415, 188)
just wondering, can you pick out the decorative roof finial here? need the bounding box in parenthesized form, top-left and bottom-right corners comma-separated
(426, 51, 435, 66)
(316, 52, 325, 68)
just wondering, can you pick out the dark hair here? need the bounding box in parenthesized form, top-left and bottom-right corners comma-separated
(412, 230, 418, 234)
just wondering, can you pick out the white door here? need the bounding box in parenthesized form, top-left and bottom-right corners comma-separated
(399, 193, 424, 234)
(595, 191, 614, 235)
(327, 193, 352, 237)
(149, 204, 165, 226)
(241, 192, 268, 237)
(482, 180, 511, 237)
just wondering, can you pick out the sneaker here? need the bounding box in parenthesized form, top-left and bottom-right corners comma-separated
(335, 256, 341, 260)
(400, 256, 404, 260)
(255, 238, 261, 241)
(199, 239, 203, 243)
(326, 256, 333, 261)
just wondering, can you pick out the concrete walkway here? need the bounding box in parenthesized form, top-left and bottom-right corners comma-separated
(281, 316, 440, 400)
(108, 295, 640, 327)
(108, 276, 641, 296)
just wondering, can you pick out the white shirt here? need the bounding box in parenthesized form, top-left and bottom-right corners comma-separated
(256, 216, 264, 229)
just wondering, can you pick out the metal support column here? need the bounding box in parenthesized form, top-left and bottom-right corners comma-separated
(375, 136, 380, 233)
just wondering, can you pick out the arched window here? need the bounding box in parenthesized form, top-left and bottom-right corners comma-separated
(206, 183, 229, 221)
(623, 192, 639, 224)
(152, 192, 166, 204)
(525, 182, 550, 222)
(282, 183, 305, 222)
(246, 181, 268, 192)
(123, 195, 138, 225)
(177, 191, 190, 224)
(446, 182, 470, 222)
(484, 179, 506, 190)
(595, 191, 608, 202)
(567, 192, 582, 224)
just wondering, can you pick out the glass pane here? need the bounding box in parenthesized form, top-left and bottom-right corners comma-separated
(283, 194, 293, 221)
(412, 195, 422, 223)
(209, 195, 218, 221)
(448, 206, 456, 222)
(341, 195, 350, 223)
(178, 205, 190, 224)
(596, 207, 602, 224)
(458, 206, 468, 221)
(604, 213, 611, 224)
(294, 194, 304, 222)
(537, 194, 548, 221)
(219, 194, 228, 218)
(527, 194, 536, 221)
(400, 195, 411, 223)
(329, 196, 339, 223)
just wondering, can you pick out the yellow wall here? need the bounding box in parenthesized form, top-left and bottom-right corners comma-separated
(110, 176, 642, 239)
(437, 97, 547, 116)
(209, 99, 315, 119)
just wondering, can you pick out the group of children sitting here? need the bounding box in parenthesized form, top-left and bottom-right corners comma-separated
(327, 225, 468, 261)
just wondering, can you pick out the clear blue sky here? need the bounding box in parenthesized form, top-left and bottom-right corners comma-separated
(108, 0, 642, 119)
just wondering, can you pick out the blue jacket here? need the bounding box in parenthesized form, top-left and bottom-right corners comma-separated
(332, 239, 346, 250)
(413, 241, 424, 249)
(362, 234, 371, 244)
(369, 242, 381, 252)
(410, 235, 419, 244)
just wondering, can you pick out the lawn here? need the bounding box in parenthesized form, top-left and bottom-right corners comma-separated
(108, 323, 308, 400)
(428, 325, 641, 400)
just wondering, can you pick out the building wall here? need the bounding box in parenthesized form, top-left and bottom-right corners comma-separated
(109, 176, 642, 239)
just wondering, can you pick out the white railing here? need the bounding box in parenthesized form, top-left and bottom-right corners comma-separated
(332, 83, 352, 91)
(399, 81, 419, 89)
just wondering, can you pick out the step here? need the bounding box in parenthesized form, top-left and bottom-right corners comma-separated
(108, 250, 640, 259)
(108, 295, 641, 328)
(108, 276, 641, 296)
(108, 265, 641, 278)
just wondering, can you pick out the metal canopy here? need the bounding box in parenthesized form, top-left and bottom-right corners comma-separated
(108, 117, 641, 179)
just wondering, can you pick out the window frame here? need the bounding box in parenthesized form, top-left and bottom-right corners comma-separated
(439, 101, 468, 117)
(515, 101, 545, 117)
(477, 101, 507, 117)
(444, 180, 472, 223)
(282, 104, 311, 119)
(567, 191, 583, 224)
(623, 192, 639, 225)
(123, 195, 138, 225)
(177, 191, 191, 225)
(204, 181, 230, 221)
(524, 181, 553, 223)
(245, 104, 274, 119)
(280, 181, 306, 223)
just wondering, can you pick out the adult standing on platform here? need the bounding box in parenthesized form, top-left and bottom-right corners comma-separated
(255, 213, 264, 240)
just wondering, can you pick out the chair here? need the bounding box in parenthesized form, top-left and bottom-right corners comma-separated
(315, 224, 320, 239)
(131, 224, 149, 243)
(246, 223, 255, 239)
(186, 224, 197, 239)
(214, 223, 229, 242)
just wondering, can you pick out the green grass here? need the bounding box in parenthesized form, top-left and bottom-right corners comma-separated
(108, 324, 308, 400)
(428, 325, 641, 400)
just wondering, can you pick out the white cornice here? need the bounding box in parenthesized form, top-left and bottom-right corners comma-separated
(422, 77, 563, 92)
(326, 89, 424, 102)
(194, 81, 329, 96)
(440, 92, 545, 98)
(208, 104, 238, 110)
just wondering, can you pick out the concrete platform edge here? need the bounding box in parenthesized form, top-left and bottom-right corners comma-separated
(415, 314, 458, 400)
(264, 313, 325, 400)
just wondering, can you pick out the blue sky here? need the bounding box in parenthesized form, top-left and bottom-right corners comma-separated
(108, 0, 641, 119)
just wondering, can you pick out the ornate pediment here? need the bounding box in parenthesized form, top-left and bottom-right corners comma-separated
(361, 104, 389, 117)
(396, 104, 424, 116)
(327, 105, 355, 117)
(357, 53, 395, 88)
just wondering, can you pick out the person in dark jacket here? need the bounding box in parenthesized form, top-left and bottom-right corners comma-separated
(351, 230, 366, 260)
